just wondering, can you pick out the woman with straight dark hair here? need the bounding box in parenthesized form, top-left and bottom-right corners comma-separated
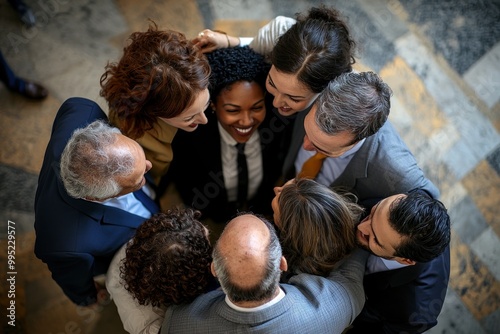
(194, 5, 356, 116)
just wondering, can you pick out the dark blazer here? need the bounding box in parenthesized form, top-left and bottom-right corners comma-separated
(34, 97, 152, 306)
(346, 197, 450, 334)
(347, 246, 450, 333)
(283, 110, 440, 200)
(168, 107, 293, 223)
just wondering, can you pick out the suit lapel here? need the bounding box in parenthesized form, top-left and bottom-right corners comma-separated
(331, 132, 376, 191)
(282, 109, 308, 179)
(210, 118, 224, 176)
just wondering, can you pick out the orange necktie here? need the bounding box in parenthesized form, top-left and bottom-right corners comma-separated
(298, 152, 328, 179)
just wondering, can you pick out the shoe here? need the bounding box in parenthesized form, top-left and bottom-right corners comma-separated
(21, 80, 48, 99)
(20, 8, 36, 28)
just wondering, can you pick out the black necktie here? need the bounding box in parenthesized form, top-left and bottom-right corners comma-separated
(133, 188, 160, 214)
(236, 143, 248, 208)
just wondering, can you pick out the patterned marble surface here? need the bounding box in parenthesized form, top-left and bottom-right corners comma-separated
(0, 0, 499, 333)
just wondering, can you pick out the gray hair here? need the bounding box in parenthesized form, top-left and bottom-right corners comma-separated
(60, 120, 135, 200)
(315, 71, 392, 142)
(212, 214, 282, 303)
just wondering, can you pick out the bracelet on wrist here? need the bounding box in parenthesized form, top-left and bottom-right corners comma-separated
(213, 30, 230, 48)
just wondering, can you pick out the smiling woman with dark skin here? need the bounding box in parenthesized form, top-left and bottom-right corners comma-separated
(168, 46, 289, 233)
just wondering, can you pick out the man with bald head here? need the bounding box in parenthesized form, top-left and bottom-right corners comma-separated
(161, 213, 368, 333)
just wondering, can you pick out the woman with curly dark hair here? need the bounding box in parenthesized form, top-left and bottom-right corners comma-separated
(106, 208, 214, 334)
(168, 46, 289, 233)
(100, 22, 211, 184)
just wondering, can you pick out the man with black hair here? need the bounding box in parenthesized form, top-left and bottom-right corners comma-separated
(348, 190, 451, 333)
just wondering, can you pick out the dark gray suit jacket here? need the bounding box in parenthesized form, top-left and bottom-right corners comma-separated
(283, 110, 439, 200)
(161, 249, 368, 334)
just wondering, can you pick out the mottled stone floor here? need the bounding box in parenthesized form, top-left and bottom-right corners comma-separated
(0, 1, 499, 333)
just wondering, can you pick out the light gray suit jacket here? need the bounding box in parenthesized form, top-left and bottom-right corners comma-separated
(283, 110, 439, 200)
(161, 249, 368, 334)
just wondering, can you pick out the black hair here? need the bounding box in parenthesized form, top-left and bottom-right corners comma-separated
(390, 191, 451, 262)
(205, 46, 271, 98)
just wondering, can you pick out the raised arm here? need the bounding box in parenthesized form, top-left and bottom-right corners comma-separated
(328, 248, 369, 320)
(192, 16, 296, 56)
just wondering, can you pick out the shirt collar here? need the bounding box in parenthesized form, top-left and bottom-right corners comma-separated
(225, 288, 285, 312)
(334, 138, 366, 159)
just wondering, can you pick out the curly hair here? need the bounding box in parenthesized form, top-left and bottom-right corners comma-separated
(277, 179, 364, 276)
(100, 22, 211, 139)
(271, 5, 356, 93)
(205, 46, 270, 99)
(120, 208, 212, 307)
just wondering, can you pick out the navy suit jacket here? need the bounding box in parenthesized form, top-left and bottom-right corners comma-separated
(347, 246, 450, 333)
(283, 110, 440, 200)
(347, 197, 450, 334)
(168, 107, 293, 223)
(34, 97, 151, 305)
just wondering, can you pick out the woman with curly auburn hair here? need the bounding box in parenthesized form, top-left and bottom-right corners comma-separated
(100, 22, 211, 184)
(106, 208, 214, 334)
(271, 178, 364, 278)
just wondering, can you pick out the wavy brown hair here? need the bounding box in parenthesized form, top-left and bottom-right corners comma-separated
(100, 22, 210, 139)
(120, 208, 212, 307)
(277, 178, 364, 276)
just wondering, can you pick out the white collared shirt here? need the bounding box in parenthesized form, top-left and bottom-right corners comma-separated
(225, 288, 286, 312)
(218, 122, 263, 202)
(294, 139, 366, 186)
(366, 255, 408, 274)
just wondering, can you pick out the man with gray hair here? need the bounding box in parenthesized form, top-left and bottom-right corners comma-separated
(283, 71, 439, 201)
(161, 213, 368, 333)
(34, 97, 158, 307)
(283, 72, 449, 332)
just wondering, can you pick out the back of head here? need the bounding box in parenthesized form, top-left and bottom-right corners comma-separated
(271, 5, 356, 93)
(205, 46, 270, 99)
(100, 22, 211, 139)
(278, 179, 364, 276)
(121, 209, 212, 307)
(389, 190, 451, 262)
(212, 213, 282, 303)
(315, 71, 392, 141)
(60, 120, 133, 200)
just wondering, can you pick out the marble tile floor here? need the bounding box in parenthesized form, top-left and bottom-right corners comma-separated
(0, 0, 499, 333)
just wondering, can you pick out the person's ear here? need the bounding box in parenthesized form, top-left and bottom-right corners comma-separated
(210, 262, 217, 277)
(280, 256, 288, 271)
(210, 101, 216, 112)
(394, 257, 416, 266)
